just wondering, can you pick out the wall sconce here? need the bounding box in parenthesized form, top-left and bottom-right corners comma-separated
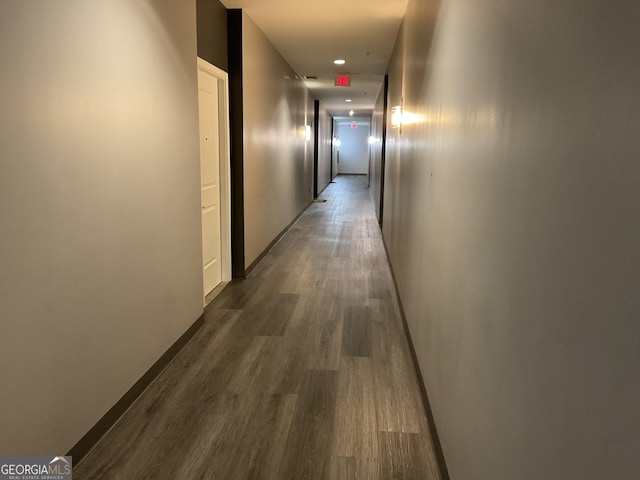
(391, 105, 403, 128)
(391, 103, 420, 131)
(305, 125, 312, 142)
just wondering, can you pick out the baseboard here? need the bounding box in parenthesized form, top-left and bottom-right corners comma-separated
(381, 237, 451, 480)
(68, 313, 205, 465)
(244, 200, 313, 276)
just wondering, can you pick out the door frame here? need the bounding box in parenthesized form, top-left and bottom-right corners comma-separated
(197, 57, 232, 302)
(313, 100, 320, 198)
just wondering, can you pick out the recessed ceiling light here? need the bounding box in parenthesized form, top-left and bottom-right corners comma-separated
(333, 59, 346, 65)
(345, 99, 352, 102)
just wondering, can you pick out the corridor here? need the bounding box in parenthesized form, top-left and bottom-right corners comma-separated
(75, 176, 441, 479)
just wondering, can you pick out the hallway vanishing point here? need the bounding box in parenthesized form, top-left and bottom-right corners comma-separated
(75, 176, 442, 479)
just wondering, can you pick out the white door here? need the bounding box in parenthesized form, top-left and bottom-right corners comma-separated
(198, 66, 222, 296)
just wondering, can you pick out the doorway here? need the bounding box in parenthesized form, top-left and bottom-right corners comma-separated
(335, 120, 371, 175)
(197, 58, 232, 303)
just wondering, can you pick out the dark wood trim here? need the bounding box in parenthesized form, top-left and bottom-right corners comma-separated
(313, 100, 320, 199)
(244, 200, 313, 276)
(330, 119, 335, 180)
(380, 237, 451, 480)
(196, 0, 228, 72)
(379, 74, 389, 227)
(68, 313, 205, 465)
(228, 9, 246, 278)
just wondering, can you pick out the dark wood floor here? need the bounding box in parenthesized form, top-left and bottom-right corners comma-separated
(75, 175, 442, 480)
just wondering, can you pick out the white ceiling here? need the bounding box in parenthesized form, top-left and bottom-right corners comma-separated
(220, 0, 408, 117)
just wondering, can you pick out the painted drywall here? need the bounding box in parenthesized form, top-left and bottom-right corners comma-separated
(384, 0, 640, 479)
(196, 0, 228, 71)
(241, 12, 314, 267)
(0, 1, 203, 454)
(336, 122, 370, 174)
(317, 106, 333, 194)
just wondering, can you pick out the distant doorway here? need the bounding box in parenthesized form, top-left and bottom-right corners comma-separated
(336, 121, 370, 175)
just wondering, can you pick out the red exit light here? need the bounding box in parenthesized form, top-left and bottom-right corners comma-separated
(335, 74, 351, 87)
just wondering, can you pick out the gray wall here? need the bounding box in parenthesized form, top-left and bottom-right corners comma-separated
(196, 0, 228, 71)
(241, 12, 314, 267)
(384, 0, 640, 479)
(317, 106, 333, 194)
(336, 122, 370, 174)
(0, 1, 203, 454)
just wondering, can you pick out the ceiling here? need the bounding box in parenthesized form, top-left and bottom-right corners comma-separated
(219, 0, 408, 118)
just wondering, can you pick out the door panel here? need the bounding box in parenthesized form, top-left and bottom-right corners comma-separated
(198, 69, 222, 296)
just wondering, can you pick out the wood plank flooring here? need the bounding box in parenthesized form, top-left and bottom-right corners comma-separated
(75, 175, 442, 480)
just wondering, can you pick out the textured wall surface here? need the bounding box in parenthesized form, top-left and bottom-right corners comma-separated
(384, 0, 640, 478)
(241, 12, 314, 266)
(0, 0, 203, 454)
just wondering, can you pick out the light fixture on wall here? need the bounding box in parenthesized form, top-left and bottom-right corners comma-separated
(349, 110, 354, 116)
(333, 59, 346, 65)
(305, 125, 312, 142)
(391, 105, 403, 128)
(333, 137, 341, 147)
(391, 100, 420, 131)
